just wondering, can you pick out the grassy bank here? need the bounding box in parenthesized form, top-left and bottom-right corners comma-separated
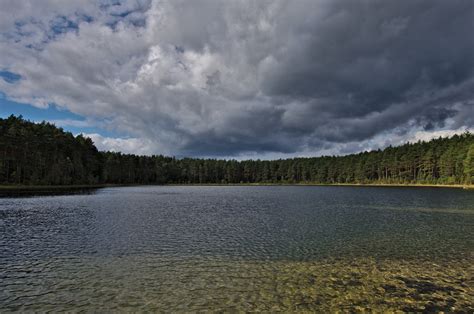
(0, 184, 132, 196)
(167, 182, 474, 190)
(1, 183, 473, 192)
(0, 184, 123, 190)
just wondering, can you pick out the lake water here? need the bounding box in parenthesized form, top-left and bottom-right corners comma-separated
(1, 186, 473, 311)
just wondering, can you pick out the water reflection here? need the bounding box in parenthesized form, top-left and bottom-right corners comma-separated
(0, 186, 473, 311)
(0, 187, 101, 198)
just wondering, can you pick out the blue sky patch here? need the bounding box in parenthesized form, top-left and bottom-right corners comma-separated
(50, 16, 79, 35)
(0, 71, 21, 84)
(0, 95, 119, 137)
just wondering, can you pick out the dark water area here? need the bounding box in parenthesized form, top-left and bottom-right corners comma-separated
(0, 186, 102, 198)
(1, 186, 473, 311)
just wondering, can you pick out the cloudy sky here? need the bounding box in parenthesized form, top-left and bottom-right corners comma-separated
(0, 0, 473, 159)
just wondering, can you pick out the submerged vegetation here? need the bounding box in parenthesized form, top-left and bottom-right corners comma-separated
(1, 115, 473, 186)
(2, 255, 473, 312)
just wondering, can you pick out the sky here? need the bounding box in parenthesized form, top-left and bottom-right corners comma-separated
(0, 0, 473, 159)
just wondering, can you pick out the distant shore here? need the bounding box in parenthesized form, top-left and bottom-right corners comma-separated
(170, 183, 474, 189)
(0, 184, 120, 190)
(1, 183, 472, 193)
(0, 184, 128, 195)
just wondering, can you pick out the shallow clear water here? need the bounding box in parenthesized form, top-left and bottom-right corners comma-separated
(1, 186, 473, 311)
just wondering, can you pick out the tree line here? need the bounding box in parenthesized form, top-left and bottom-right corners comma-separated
(1, 115, 473, 186)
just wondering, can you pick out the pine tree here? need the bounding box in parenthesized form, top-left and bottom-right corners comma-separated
(464, 144, 474, 184)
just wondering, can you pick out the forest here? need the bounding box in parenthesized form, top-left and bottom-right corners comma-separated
(1, 115, 473, 186)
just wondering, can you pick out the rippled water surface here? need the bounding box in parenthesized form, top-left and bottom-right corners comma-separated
(1, 186, 473, 311)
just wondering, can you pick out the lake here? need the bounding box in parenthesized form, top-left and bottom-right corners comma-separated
(1, 186, 473, 311)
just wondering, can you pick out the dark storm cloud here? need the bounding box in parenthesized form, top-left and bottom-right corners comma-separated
(0, 0, 473, 157)
(259, 0, 474, 142)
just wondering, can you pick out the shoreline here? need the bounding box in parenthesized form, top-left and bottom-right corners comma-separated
(0, 184, 131, 194)
(167, 183, 474, 189)
(0, 182, 472, 192)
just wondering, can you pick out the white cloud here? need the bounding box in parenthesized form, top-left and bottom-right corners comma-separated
(46, 119, 91, 128)
(82, 133, 157, 156)
(409, 128, 473, 143)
